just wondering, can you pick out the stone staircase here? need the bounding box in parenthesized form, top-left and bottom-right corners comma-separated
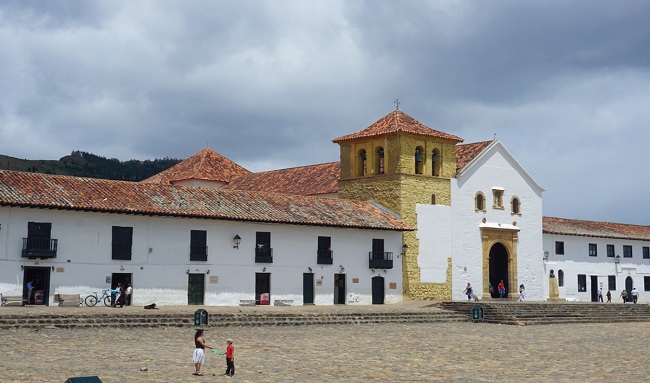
(0, 310, 468, 330)
(438, 301, 650, 325)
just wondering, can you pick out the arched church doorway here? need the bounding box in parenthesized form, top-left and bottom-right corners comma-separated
(489, 243, 509, 298)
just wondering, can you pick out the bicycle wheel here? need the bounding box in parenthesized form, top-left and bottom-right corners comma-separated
(103, 295, 112, 307)
(84, 295, 98, 307)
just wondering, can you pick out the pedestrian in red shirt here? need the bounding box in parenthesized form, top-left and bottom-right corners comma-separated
(223, 339, 235, 376)
(497, 280, 506, 299)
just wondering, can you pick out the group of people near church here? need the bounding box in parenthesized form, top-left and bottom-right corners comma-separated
(111, 282, 132, 308)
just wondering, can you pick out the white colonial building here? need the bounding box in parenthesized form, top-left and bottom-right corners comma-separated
(0, 171, 407, 306)
(1, 109, 648, 305)
(543, 217, 650, 303)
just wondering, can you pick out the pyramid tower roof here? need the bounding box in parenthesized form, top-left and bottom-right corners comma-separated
(141, 148, 250, 185)
(332, 110, 463, 143)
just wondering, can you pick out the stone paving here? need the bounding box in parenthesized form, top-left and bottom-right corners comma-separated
(0, 302, 649, 382)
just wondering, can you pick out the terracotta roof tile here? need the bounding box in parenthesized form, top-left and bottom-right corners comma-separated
(456, 140, 494, 172)
(141, 148, 250, 185)
(543, 216, 650, 241)
(0, 170, 410, 231)
(224, 162, 340, 196)
(333, 110, 463, 143)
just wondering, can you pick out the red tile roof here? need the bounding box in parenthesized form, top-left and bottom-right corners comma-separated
(456, 140, 494, 172)
(333, 110, 464, 143)
(141, 148, 250, 185)
(224, 162, 340, 196)
(0, 170, 410, 231)
(543, 216, 650, 241)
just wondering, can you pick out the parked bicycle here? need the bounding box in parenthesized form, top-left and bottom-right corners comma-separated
(84, 289, 112, 307)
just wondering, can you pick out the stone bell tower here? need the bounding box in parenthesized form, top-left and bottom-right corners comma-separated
(332, 109, 463, 300)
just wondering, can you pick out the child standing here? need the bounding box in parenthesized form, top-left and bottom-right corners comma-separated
(224, 339, 235, 377)
(193, 329, 213, 376)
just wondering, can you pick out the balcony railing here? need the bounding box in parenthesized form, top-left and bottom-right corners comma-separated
(368, 251, 393, 269)
(255, 247, 273, 263)
(22, 238, 58, 259)
(190, 245, 208, 261)
(317, 249, 333, 264)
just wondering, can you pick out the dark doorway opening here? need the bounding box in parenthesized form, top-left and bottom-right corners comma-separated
(371, 276, 385, 304)
(334, 273, 346, 304)
(625, 276, 633, 302)
(303, 273, 314, 305)
(590, 276, 599, 302)
(489, 243, 509, 298)
(256, 273, 271, 305)
(23, 266, 51, 305)
(187, 273, 205, 305)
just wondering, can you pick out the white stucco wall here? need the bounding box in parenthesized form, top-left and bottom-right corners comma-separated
(416, 204, 452, 283)
(0, 206, 403, 306)
(543, 233, 650, 303)
(453, 142, 544, 301)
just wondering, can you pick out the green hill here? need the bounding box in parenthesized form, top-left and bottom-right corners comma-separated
(0, 151, 181, 181)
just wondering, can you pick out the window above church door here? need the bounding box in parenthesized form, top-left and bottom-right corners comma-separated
(475, 192, 486, 212)
(510, 196, 521, 215)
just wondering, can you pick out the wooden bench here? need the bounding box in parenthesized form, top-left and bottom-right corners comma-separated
(239, 299, 256, 306)
(273, 300, 294, 306)
(1, 293, 26, 306)
(54, 293, 82, 307)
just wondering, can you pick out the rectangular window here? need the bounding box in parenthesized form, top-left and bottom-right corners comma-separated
(317, 236, 333, 264)
(608, 275, 616, 291)
(643, 246, 650, 260)
(255, 232, 272, 263)
(607, 244, 615, 258)
(644, 276, 650, 292)
(623, 245, 633, 258)
(112, 226, 133, 260)
(577, 274, 587, 292)
(190, 230, 208, 261)
(555, 241, 564, 255)
(588, 243, 597, 257)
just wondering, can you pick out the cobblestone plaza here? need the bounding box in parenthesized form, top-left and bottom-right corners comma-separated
(1, 317, 647, 382)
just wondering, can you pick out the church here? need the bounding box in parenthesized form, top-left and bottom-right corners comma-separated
(1, 109, 648, 305)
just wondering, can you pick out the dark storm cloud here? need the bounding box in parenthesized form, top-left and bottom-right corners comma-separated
(1, 1, 650, 224)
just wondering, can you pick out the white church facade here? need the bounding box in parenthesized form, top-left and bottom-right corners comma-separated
(1, 109, 648, 305)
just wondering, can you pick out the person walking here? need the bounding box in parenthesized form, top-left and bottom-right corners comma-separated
(223, 339, 235, 377)
(463, 283, 473, 301)
(125, 283, 132, 306)
(597, 288, 603, 302)
(606, 290, 612, 303)
(193, 329, 213, 376)
(26, 280, 34, 305)
(497, 280, 506, 299)
(113, 282, 125, 308)
(620, 289, 628, 303)
(518, 284, 526, 302)
(631, 287, 639, 304)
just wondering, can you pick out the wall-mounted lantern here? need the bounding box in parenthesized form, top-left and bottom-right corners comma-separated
(543, 251, 549, 261)
(233, 234, 241, 249)
(615, 255, 621, 264)
(401, 243, 408, 257)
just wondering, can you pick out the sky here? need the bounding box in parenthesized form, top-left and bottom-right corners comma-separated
(1, 1, 650, 225)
